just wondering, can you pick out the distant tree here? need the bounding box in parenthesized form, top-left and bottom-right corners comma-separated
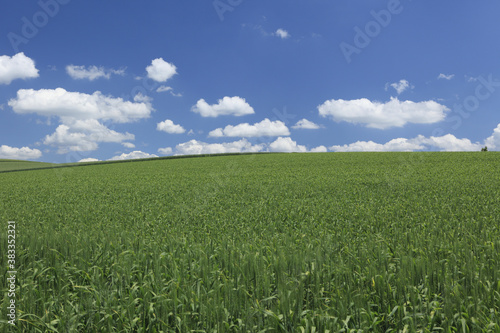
(481, 146, 488, 152)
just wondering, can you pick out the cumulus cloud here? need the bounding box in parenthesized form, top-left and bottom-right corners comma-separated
(43, 119, 135, 154)
(174, 139, 265, 155)
(485, 123, 500, 150)
(109, 151, 158, 161)
(9, 88, 151, 153)
(0, 53, 39, 85)
(122, 142, 136, 148)
(438, 73, 455, 80)
(9, 88, 152, 123)
(156, 85, 182, 97)
(0, 145, 42, 160)
(157, 119, 186, 134)
(274, 29, 290, 39)
(209, 118, 290, 138)
(158, 147, 173, 155)
(318, 97, 448, 129)
(43, 125, 96, 152)
(191, 96, 255, 117)
(78, 158, 100, 163)
(146, 58, 177, 82)
(310, 145, 328, 153)
(170, 137, 326, 155)
(414, 134, 482, 151)
(66, 65, 125, 81)
(386, 79, 412, 95)
(329, 134, 482, 152)
(330, 138, 424, 152)
(292, 119, 321, 130)
(157, 86, 172, 93)
(269, 137, 307, 152)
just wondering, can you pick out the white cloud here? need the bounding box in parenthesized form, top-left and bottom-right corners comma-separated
(66, 65, 125, 81)
(133, 93, 152, 104)
(318, 97, 448, 129)
(269, 137, 307, 152)
(78, 158, 100, 163)
(292, 118, 321, 130)
(156, 86, 173, 93)
(146, 58, 177, 82)
(9, 88, 152, 123)
(244, 24, 288, 39)
(44, 125, 96, 152)
(175, 139, 265, 155)
(209, 128, 224, 137)
(8, 88, 149, 153)
(43, 119, 135, 154)
(109, 151, 158, 161)
(310, 145, 328, 153)
(156, 85, 182, 97)
(414, 134, 482, 151)
(191, 96, 255, 117)
(209, 118, 290, 138)
(329, 134, 482, 152)
(386, 79, 412, 95)
(158, 147, 173, 155)
(485, 123, 500, 150)
(438, 73, 455, 80)
(122, 142, 135, 148)
(0, 53, 39, 85)
(0, 145, 42, 160)
(274, 29, 290, 39)
(466, 76, 479, 83)
(157, 119, 186, 134)
(171, 137, 325, 155)
(172, 124, 500, 155)
(330, 138, 424, 152)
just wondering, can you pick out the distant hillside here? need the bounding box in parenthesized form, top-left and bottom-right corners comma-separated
(0, 159, 55, 172)
(0, 153, 272, 174)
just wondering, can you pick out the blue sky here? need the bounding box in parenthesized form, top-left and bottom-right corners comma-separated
(1, 0, 500, 162)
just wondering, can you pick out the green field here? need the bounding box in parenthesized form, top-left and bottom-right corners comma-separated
(1, 153, 499, 332)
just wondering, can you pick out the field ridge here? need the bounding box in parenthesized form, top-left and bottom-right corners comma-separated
(0, 152, 277, 174)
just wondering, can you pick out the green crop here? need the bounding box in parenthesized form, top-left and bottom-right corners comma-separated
(0, 152, 499, 332)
